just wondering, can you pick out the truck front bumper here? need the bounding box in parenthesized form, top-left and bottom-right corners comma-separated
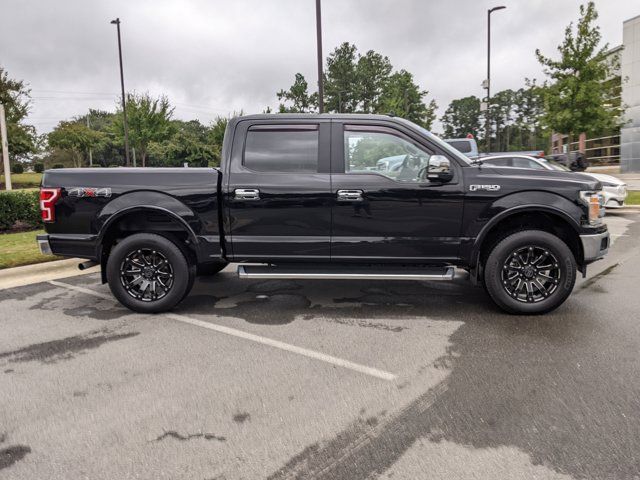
(580, 230, 610, 263)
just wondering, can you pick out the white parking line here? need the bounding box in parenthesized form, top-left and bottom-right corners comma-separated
(48, 280, 398, 382)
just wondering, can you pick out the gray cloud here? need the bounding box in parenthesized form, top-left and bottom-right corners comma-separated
(1, 0, 637, 134)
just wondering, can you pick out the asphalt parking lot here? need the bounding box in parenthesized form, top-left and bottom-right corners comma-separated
(2, 211, 640, 480)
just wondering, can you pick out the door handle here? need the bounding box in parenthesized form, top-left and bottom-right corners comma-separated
(234, 188, 260, 201)
(337, 189, 363, 201)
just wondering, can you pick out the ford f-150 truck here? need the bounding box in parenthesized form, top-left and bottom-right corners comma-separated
(37, 114, 610, 315)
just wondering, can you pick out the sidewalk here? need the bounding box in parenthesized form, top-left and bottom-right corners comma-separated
(0, 258, 99, 290)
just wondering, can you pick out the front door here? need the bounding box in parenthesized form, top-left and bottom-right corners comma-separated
(330, 122, 465, 263)
(226, 120, 332, 261)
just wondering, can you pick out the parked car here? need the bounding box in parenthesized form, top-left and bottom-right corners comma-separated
(547, 152, 589, 172)
(444, 138, 479, 158)
(37, 114, 609, 315)
(479, 154, 627, 208)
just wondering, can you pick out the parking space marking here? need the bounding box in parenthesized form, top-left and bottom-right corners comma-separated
(48, 280, 398, 382)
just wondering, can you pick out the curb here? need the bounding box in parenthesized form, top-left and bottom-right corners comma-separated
(0, 258, 100, 290)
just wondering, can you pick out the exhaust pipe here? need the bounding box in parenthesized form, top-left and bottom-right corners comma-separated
(78, 260, 98, 271)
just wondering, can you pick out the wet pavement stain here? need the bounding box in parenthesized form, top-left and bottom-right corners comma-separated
(579, 263, 619, 290)
(268, 307, 640, 480)
(152, 430, 226, 442)
(3, 369, 13, 374)
(232, 412, 251, 424)
(62, 305, 128, 321)
(315, 317, 408, 333)
(0, 329, 139, 364)
(0, 445, 31, 470)
(0, 282, 58, 302)
(246, 280, 302, 293)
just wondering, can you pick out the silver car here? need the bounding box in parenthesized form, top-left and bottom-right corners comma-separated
(479, 155, 627, 208)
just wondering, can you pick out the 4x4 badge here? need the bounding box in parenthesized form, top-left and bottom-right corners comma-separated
(470, 184, 501, 192)
(68, 187, 112, 198)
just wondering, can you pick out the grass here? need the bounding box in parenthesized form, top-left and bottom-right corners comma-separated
(626, 191, 640, 206)
(0, 172, 42, 189)
(0, 229, 60, 270)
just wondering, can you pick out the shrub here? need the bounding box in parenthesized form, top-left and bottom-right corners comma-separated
(11, 163, 24, 174)
(0, 190, 41, 231)
(52, 164, 65, 169)
(33, 163, 45, 173)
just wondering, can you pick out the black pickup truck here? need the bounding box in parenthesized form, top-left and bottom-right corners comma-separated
(37, 114, 609, 314)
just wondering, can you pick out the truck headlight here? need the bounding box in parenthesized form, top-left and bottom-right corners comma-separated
(579, 191, 604, 225)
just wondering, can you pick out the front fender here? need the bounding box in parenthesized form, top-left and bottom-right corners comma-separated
(464, 191, 584, 267)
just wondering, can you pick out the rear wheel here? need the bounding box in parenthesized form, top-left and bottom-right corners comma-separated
(106, 233, 194, 313)
(484, 230, 576, 315)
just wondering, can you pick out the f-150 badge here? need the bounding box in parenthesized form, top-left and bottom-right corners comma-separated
(469, 184, 501, 192)
(68, 187, 112, 198)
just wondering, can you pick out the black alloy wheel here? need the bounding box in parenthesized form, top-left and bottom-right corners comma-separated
(501, 246, 561, 303)
(120, 248, 174, 302)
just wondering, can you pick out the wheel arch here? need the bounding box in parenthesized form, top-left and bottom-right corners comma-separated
(97, 205, 199, 283)
(470, 206, 584, 283)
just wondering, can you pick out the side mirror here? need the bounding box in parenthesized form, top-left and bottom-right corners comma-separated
(426, 155, 453, 183)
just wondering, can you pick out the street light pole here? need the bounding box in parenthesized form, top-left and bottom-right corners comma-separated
(315, 0, 324, 113)
(485, 6, 505, 155)
(110, 18, 131, 166)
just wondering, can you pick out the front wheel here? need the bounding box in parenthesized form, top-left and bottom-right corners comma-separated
(106, 233, 195, 313)
(484, 230, 576, 315)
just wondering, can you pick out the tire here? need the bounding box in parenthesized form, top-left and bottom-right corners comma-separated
(106, 233, 195, 313)
(197, 262, 228, 276)
(483, 230, 576, 315)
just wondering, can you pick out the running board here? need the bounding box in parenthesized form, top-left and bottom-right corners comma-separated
(237, 265, 455, 281)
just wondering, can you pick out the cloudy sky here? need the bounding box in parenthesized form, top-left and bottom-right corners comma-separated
(2, 0, 638, 134)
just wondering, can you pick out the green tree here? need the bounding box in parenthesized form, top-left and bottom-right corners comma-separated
(0, 67, 37, 162)
(441, 96, 482, 138)
(378, 70, 437, 129)
(324, 42, 359, 113)
(535, 2, 621, 143)
(356, 50, 392, 113)
(112, 93, 174, 167)
(277, 73, 317, 113)
(148, 119, 216, 167)
(47, 121, 104, 167)
(276, 44, 436, 128)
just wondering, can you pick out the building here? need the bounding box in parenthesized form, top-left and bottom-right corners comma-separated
(621, 14, 640, 172)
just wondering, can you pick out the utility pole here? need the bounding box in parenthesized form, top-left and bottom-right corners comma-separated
(87, 115, 93, 167)
(111, 18, 131, 166)
(485, 6, 506, 155)
(315, 0, 324, 113)
(0, 104, 12, 190)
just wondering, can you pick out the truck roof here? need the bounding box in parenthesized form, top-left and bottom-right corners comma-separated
(235, 113, 407, 122)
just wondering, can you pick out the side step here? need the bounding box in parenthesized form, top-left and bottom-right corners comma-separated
(237, 264, 455, 281)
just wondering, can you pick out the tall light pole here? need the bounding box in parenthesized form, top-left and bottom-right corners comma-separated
(110, 18, 131, 166)
(315, 0, 324, 113)
(485, 5, 506, 154)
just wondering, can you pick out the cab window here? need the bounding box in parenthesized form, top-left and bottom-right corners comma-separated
(344, 129, 433, 183)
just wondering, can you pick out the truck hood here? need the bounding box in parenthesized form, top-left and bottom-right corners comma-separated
(484, 166, 601, 191)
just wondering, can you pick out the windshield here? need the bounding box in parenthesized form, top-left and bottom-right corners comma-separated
(394, 118, 473, 165)
(540, 158, 571, 171)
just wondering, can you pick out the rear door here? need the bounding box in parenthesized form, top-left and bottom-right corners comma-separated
(225, 119, 332, 261)
(330, 121, 465, 263)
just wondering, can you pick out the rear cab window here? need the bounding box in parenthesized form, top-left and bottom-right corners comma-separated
(244, 126, 319, 173)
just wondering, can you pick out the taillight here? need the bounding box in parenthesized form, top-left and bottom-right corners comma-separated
(40, 188, 61, 222)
